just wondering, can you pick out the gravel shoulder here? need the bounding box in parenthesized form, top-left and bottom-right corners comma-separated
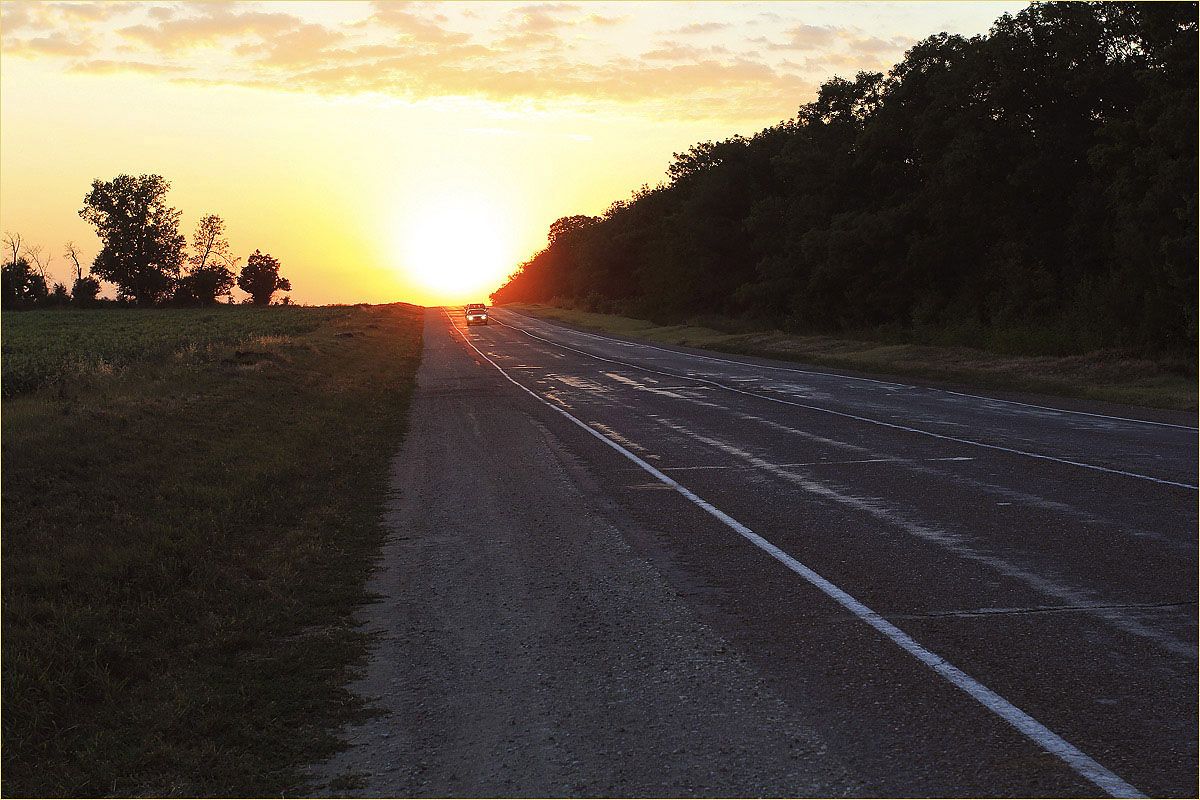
(307, 310, 854, 797)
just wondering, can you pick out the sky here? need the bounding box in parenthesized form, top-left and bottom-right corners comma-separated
(0, 1, 1025, 306)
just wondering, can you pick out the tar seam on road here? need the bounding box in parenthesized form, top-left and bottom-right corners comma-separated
(443, 309, 1144, 799)
(504, 308, 1199, 432)
(493, 315, 1197, 490)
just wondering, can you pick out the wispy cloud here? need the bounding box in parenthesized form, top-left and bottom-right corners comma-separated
(0, 0, 946, 121)
(673, 21, 731, 35)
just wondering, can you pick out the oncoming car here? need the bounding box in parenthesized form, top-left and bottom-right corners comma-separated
(465, 305, 489, 326)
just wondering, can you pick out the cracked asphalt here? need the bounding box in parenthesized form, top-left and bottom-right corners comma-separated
(309, 307, 1196, 797)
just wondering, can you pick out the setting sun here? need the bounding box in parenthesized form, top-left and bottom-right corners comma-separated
(398, 194, 517, 304)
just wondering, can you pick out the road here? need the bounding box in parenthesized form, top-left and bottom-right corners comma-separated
(313, 307, 1197, 797)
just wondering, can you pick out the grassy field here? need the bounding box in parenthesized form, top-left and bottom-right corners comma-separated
(506, 303, 1197, 412)
(2, 304, 424, 796)
(1, 306, 350, 396)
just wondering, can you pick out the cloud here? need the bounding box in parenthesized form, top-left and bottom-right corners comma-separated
(846, 35, 909, 55)
(69, 58, 185, 76)
(767, 23, 841, 51)
(117, 8, 303, 51)
(360, 1, 471, 46)
(48, 2, 139, 23)
(0, 0, 917, 122)
(673, 22, 731, 35)
(233, 22, 346, 66)
(587, 14, 624, 27)
(642, 41, 731, 62)
(507, 3, 583, 34)
(3, 34, 96, 57)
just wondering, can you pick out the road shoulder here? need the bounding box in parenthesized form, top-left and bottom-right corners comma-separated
(307, 309, 855, 797)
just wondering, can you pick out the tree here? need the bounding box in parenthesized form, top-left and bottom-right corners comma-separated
(72, 276, 101, 306)
(237, 250, 291, 305)
(491, 2, 1197, 359)
(4, 231, 22, 267)
(46, 282, 71, 307)
(2, 233, 49, 309)
(64, 240, 103, 305)
(78, 174, 185, 305)
(1, 258, 47, 309)
(24, 244, 53, 282)
(181, 214, 238, 305)
(64, 241, 85, 283)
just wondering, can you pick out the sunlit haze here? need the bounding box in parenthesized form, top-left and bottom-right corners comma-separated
(0, 1, 1023, 305)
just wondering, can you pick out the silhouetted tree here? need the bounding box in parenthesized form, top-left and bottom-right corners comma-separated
(237, 250, 291, 305)
(1, 257, 48, 309)
(72, 276, 101, 306)
(78, 174, 185, 305)
(64, 241, 85, 283)
(181, 214, 238, 305)
(46, 282, 71, 307)
(4, 231, 22, 267)
(2, 233, 49, 309)
(493, 1, 1198, 360)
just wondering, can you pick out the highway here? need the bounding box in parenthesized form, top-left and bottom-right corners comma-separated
(314, 306, 1197, 797)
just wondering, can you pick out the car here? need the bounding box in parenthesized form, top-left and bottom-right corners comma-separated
(465, 306, 489, 326)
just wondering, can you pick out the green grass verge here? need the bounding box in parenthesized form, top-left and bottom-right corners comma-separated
(506, 303, 1197, 412)
(2, 303, 424, 796)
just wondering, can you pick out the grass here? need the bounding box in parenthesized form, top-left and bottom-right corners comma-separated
(1, 303, 424, 796)
(1, 306, 348, 396)
(506, 303, 1197, 412)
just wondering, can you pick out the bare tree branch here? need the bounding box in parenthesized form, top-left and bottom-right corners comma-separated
(64, 241, 85, 283)
(25, 245, 52, 279)
(3, 231, 22, 266)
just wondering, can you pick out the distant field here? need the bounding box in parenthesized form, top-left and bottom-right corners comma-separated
(1, 307, 347, 395)
(2, 304, 424, 795)
(506, 304, 1197, 412)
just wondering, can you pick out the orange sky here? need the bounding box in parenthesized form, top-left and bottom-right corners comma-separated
(0, 1, 1022, 306)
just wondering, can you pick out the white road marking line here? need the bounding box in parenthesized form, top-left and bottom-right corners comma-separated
(590, 421, 650, 453)
(500, 308, 1198, 432)
(652, 417, 1195, 659)
(739, 409, 1197, 555)
(493, 316, 1197, 490)
(663, 456, 977, 471)
(498, 314, 1194, 551)
(444, 309, 1144, 799)
(505, 333, 1194, 551)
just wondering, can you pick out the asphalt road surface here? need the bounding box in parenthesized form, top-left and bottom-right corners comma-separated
(312, 307, 1197, 797)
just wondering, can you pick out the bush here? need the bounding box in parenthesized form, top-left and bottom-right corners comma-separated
(71, 277, 101, 307)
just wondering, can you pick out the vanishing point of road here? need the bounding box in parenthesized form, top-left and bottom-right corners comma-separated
(313, 307, 1197, 797)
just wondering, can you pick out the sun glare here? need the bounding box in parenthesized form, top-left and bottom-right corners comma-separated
(398, 195, 515, 305)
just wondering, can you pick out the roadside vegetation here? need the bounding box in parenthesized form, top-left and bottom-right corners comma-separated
(509, 303, 1197, 411)
(493, 3, 1197, 370)
(1, 303, 423, 796)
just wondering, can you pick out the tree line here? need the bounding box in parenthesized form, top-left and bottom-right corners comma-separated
(493, 2, 1197, 360)
(3, 174, 292, 310)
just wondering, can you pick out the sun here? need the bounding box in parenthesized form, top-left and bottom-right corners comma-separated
(398, 194, 516, 304)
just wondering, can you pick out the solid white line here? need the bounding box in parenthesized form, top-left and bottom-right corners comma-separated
(491, 316, 1198, 490)
(443, 309, 1143, 798)
(663, 456, 977, 471)
(499, 308, 1199, 432)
